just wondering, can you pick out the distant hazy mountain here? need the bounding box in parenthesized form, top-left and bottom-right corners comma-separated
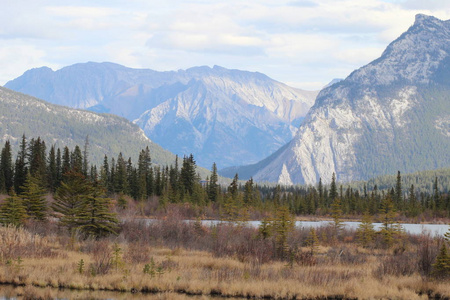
(0, 86, 176, 166)
(5, 64, 317, 168)
(223, 14, 450, 184)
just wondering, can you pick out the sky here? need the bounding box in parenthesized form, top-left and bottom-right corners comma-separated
(1, 0, 449, 90)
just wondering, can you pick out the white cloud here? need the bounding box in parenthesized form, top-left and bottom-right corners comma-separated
(0, 0, 449, 88)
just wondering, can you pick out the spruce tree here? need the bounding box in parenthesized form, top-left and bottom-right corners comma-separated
(180, 154, 197, 195)
(20, 173, 47, 221)
(0, 140, 14, 193)
(395, 171, 403, 210)
(432, 243, 450, 279)
(356, 210, 375, 247)
(77, 182, 119, 238)
(52, 171, 92, 232)
(0, 190, 27, 227)
(14, 134, 28, 194)
(379, 194, 397, 248)
(208, 162, 219, 203)
(71, 145, 83, 173)
(48, 145, 57, 192)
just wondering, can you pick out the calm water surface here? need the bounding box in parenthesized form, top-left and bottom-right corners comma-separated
(140, 219, 449, 236)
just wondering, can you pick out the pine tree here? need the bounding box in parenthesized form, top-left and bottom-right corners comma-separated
(47, 145, 57, 192)
(243, 178, 255, 206)
(71, 145, 83, 173)
(14, 134, 28, 194)
(272, 206, 294, 259)
(356, 210, 375, 247)
(432, 243, 450, 279)
(379, 194, 397, 248)
(62, 146, 71, 175)
(0, 190, 27, 227)
(306, 228, 319, 256)
(180, 154, 197, 195)
(208, 162, 219, 203)
(0, 140, 14, 193)
(52, 171, 92, 233)
(20, 173, 47, 221)
(82, 135, 90, 177)
(28, 137, 47, 181)
(115, 153, 128, 194)
(77, 182, 119, 238)
(329, 172, 338, 204)
(395, 171, 403, 210)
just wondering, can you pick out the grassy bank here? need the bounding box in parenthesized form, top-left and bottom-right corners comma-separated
(1, 215, 449, 300)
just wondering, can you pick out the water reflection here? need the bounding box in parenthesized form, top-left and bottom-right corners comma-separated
(0, 285, 214, 300)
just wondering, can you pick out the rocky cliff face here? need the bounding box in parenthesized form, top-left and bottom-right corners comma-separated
(243, 14, 450, 184)
(5, 64, 317, 168)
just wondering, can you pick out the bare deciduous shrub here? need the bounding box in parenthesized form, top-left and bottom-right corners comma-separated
(417, 233, 439, 277)
(327, 247, 367, 265)
(0, 226, 55, 260)
(373, 252, 418, 278)
(124, 242, 150, 264)
(88, 240, 112, 275)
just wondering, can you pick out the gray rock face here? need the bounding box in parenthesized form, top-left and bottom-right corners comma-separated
(240, 14, 450, 184)
(5, 64, 317, 168)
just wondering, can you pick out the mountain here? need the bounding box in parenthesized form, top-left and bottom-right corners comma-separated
(5, 64, 318, 168)
(0, 86, 176, 166)
(226, 14, 450, 185)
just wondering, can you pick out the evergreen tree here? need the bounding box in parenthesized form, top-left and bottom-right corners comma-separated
(306, 228, 319, 256)
(180, 154, 197, 195)
(272, 206, 294, 259)
(28, 137, 47, 181)
(20, 173, 47, 221)
(329, 172, 338, 204)
(47, 145, 57, 192)
(115, 152, 128, 194)
(379, 194, 397, 248)
(228, 173, 239, 200)
(433, 177, 441, 210)
(56, 148, 62, 185)
(0, 141, 13, 193)
(71, 145, 83, 172)
(208, 162, 219, 203)
(356, 210, 375, 247)
(14, 134, 28, 194)
(432, 243, 450, 279)
(395, 171, 403, 210)
(82, 135, 90, 177)
(100, 155, 110, 191)
(243, 178, 255, 205)
(0, 190, 27, 227)
(52, 171, 92, 233)
(62, 146, 71, 175)
(77, 182, 119, 238)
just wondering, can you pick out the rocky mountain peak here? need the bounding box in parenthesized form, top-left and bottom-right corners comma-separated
(243, 14, 450, 185)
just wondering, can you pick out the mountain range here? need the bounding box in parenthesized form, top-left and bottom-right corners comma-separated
(0, 86, 176, 167)
(222, 14, 450, 184)
(5, 64, 317, 169)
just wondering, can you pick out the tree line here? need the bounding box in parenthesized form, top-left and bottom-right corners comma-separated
(0, 135, 449, 229)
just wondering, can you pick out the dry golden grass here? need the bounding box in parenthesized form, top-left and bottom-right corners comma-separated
(0, 225, 448, 299)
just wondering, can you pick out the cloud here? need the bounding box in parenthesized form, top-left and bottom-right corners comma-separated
(1, 0, 450, 90)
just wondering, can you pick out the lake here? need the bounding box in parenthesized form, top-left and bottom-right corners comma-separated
(139, 219, 449, 236)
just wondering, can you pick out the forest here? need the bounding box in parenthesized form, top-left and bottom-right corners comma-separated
(0, 135, 449, 299)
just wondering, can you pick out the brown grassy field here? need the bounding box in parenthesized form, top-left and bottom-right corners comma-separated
(0, 217, 449, 300)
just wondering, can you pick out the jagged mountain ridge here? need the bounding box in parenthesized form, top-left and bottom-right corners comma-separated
(0, 86, 176, 166)
(5, 64, 318, 168)
(227, 14, 450, 185)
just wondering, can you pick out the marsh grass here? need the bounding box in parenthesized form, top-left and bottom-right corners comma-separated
(0, 218, 448, 299)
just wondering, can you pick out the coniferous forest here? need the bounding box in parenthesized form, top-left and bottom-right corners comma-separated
(0, 135, 450, 299)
